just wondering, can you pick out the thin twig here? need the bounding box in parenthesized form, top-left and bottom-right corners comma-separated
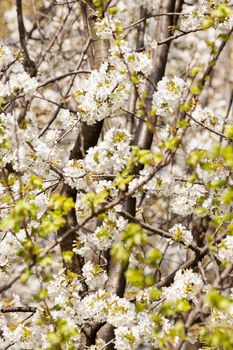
(16, 0, 37, 76)
(37, 70, 91, 88)
(1, 306, 36, 313)
(38, 38, 91, 137)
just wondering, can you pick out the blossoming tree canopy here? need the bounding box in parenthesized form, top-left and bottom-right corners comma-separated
(0, 0, 233, 349)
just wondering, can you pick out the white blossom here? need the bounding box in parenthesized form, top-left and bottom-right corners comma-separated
(152, 76, 186, 117)
(169, 224, 193, 246)
(179, 5, 205, 32)
(82, 261, 108, 290)
(163, 269, 204, 303)
(217, 236, 233, 263)
(9, 71, 38, 95)
(85, 128, 131, 174)
(197, 160, 229, 184)
(63, 159, 86, 189)
(0, 45, 14, 70)
(192, 106, 223, 131)
(75, 62, 129, 125)
(171, 183, 206, 216)
(114, 326, 141, 350)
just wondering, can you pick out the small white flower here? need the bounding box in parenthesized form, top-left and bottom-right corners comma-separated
(179, 5, 204, 31)
(0, 45, 14, 70)
(152, 76, 186, 117)
(82, 261, 108, 291)
(163, 269, 204, 303)
(114, 326, 141, 350)
(192, 106, 223, 131)
(85, 128, 131, 174)
(63, 159, 86, 190)
(217, 236, 233, 263)
(169, 224, 193, 246)
(171, 183, 206, 216)
(9, 71, 38, 95)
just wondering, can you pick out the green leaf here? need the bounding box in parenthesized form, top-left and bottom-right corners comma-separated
(191, 83, 203, 95)
(224, 125, 233, 140)
(221, 145, 233, 168)
(62, 251, 74, 264)
(189, 66, 203, 77)
(222, 187, 233, 204)
(176, 299, 191, 312)
(177, 119, 189, 128)
(125, 268, 144, 287)
(122, 223, 148, 247)
(164, 137, 180, 150)
(205, 289, 233, 312)
(47, 332, 61, 346)
(146, 248, 162, 267)
(20, 269, 31, 283)
(111, 242, 129, 266)
(131, 74, 139, 85)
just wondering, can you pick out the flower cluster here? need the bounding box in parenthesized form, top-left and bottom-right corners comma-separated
(0, 45, 14, 70)
(63, 127, 131, 193)
(82, 261, 108, 290)
(77, 290, 153, 350)
(74, 206, 128, 253)
(179, 5, 205, 31)
(170, 183, 207, 216)
(169, 224, 193, 246)
(1, 1, 233, 350)
(0, 230, 26, 279)
(75, 62, 129, 125)
(85, 128, 132, 174)
(192, 106, 223, 131)
(152, 76, 186, 117)
(96, 17, 118, 40)
(75, 42, 152, 125)
(128, 166, 175, 197)
(0, 47, 38, 97)
(217, 236, 233, 263)
(8, 70, 38, 95)
(163, 269, 204, 303)
(63, 159, 86, 189)
(196, 159, 229, 184)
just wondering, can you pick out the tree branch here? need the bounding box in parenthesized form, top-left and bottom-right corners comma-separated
(16, 0, 37, 77)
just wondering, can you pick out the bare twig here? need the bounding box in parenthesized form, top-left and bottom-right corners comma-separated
(1, 306, 36, 313)
(16, 0, 37, 76)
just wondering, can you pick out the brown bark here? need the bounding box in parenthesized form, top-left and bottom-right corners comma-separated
(105, 0, 178, 302)
(134, 0, 179, 149)
(16, 0, 37, 77)
(97, 1, 179, 347)
(58, 2, 109, 275)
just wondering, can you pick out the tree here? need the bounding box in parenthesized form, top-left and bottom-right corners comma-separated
(0, 0, 233, 349)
